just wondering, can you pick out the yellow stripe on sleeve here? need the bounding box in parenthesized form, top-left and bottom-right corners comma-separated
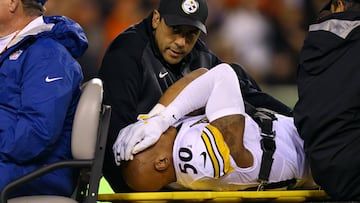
(201, 125, 232, 179)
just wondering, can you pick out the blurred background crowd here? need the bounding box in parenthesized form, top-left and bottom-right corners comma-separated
(44, 0, 329, 86)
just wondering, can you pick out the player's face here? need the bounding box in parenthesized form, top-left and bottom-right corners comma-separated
(152, 12, 201, 65)
(121, 127, 177, 191)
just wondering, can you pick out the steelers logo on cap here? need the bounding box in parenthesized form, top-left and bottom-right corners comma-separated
(182, 0, 199, 14)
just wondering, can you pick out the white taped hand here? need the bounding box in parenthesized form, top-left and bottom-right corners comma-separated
(113, 114, 173, 166)
(113, 121, 141, 165)
(132, 115, 171, 154)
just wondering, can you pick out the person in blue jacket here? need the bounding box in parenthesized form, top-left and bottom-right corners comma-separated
(0, 0, 88, 198)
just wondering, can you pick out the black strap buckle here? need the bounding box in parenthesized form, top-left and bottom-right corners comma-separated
(244, 103, 294, 190)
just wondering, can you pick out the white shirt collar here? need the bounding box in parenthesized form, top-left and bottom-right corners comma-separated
(19, 16, 46, 36)
(0, 32, 17, 53)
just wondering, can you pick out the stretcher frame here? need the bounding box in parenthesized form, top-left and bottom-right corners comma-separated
(97, 189, 330, 202)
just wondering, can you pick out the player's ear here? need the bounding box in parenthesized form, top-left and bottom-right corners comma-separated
(154, 156, 170, 171)
(152, 10, 161, 29)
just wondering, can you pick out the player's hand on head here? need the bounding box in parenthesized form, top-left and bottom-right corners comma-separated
(112, 114, 173, 166)
(131, 114, 172, 154)
(113, 121, 141, 166)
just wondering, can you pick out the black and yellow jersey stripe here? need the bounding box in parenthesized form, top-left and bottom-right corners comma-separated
(201, 125, 233, 179)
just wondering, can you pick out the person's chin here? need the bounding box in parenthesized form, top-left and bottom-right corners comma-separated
(164, 55, 182, 65)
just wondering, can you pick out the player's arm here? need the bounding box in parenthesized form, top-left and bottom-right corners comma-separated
(143, 68, 208, 118)
(158, 68, 208, 106)
(210, 115, 253, 168)
(116, 63, 254, 164)
(156, 63, 254, 167)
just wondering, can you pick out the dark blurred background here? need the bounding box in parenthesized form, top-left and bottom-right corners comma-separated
(44, 0, 330, 107)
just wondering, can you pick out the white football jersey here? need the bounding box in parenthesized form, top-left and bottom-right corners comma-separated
(171, 114, 308, 191)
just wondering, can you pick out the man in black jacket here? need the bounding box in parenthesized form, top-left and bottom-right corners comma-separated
(294, 0, 360, 200)
(98, 0, 292, 192)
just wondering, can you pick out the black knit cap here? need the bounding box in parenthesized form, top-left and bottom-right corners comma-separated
(158, 0, 208, 34)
